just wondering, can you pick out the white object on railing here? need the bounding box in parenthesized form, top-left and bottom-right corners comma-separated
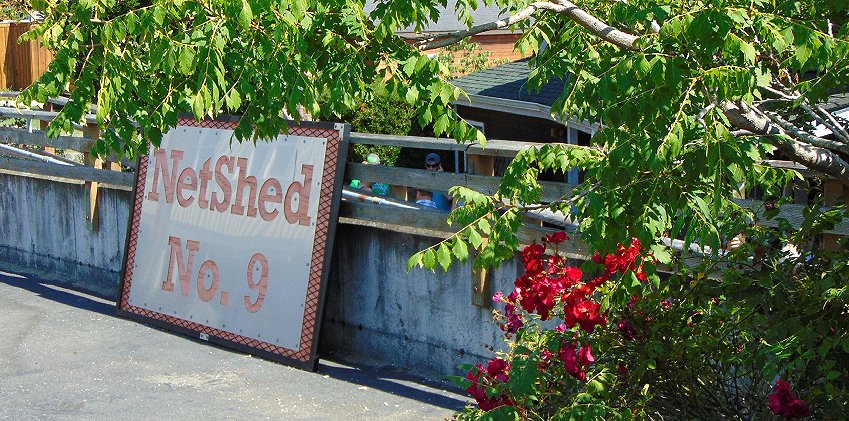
(342, 187, 426, 210)
(0, 143, 76, 166)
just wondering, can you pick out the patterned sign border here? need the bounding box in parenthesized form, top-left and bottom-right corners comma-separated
(117, 118, 348, 371)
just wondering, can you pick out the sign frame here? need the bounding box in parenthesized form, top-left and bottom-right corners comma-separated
(117, 117, 349, 371)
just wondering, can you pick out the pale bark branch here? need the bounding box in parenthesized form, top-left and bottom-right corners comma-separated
(761, 84, 849, 142)
(415, 3, 541, 50)
(767, 110, 849, 155)
(721, 101, 849, 187)
(416, 0, 638, 51)
(550, 0, 638, 49)
(813, 103, 849, 142)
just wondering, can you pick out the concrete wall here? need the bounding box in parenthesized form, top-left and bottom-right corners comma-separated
(320, 224, 517, 376)
(0, 172, 513, 377)
(0, 173, 130, 298)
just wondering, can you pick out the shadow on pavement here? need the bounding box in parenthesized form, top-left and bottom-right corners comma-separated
(0, 270, 469, 412)
(317, 358, 468, 411)
(0, 270, 116, 315)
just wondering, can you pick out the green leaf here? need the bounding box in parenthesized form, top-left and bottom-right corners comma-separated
(238, 0, 254, 29)
(452, 238, 469, 263)
(153, 7, 166, 25)
(507, 354, 539, 397)
(406, 252, 423, 271)
(480, 406, 519, 421)
(433, 113, 450, 136)
(478, 219, 492, 235)
(437, 243, 452, 271)
(178, 47, 195, 75)
(587, 379, 606, 395)
(423, 249, 436, 270)
(649, 244, 672, 264)
(468, 228, 483, 249)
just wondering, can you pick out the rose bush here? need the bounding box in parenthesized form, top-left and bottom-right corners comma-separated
(453, 224, 848, 420)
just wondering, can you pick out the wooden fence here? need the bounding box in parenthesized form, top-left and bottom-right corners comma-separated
(0, 22, 52, 91)
(2, 101, 848, 305)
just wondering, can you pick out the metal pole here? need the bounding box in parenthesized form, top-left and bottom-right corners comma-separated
(0, 143, 75, 166)
(342, 187, 429, 210)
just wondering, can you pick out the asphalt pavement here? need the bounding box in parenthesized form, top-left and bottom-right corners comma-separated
(0, 270, 469, 420)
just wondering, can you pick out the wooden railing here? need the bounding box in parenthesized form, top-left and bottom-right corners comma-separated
(2, 99, 848, 304)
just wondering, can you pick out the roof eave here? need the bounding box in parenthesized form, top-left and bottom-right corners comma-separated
(454, 94, 599, 133)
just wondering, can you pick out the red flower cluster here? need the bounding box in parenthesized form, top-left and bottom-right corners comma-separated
(493, 234, 649, 336)
(544, 231, 569, 244)
(558, 342, 595, 382)
(593, 238, 648, 282)
(514, 242, 584, 320)
(768, 380, 810, 418)
(563, 298, 607, 333)
(466, 358, 512, 411)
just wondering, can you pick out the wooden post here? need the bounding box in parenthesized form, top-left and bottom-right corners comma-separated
(40, 104, 56, 155)
(822, 179, 847, 250)
(467, 153, 495, 307)
(83, 123, 102, 231)
(470, 238, 492, 308)
(466, 154, 494, 177)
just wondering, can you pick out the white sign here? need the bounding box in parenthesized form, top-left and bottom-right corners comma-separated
(119, 119, 348, 370)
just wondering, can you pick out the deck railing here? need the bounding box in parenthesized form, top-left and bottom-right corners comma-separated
(2, 97, 848, 303)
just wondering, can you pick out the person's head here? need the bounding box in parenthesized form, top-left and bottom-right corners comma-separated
(365, 153, 381, 165)
(425, 153, 442, 171)
(416, 189, 433, 201)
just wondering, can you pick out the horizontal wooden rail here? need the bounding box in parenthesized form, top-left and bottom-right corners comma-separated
(0, 106, 97, 125)
(733, 198, 849, 236)
(0, 157, 134, 189)
(350, 132, 537, 158)
(339, 200, 586, 255)
(0, 127, 95, 151)
(346, 162, 575, 202)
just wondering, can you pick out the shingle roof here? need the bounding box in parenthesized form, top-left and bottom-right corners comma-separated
(363, 1, 510, 34)
(452, 59, 568, 107)
(824, 92, 849, 112)
(454, 60, 849, 118)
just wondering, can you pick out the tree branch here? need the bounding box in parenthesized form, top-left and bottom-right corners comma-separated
(416, 0, 639, 51)
(721, 101, 849, 187)
(767, 110, 849, 154)
(415, 3, 541, 50)
(811, 103, 849, 143)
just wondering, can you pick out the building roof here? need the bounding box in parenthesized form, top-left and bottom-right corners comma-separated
(452, 59, 568, 107)
(363, 1, 512, 34)
(824, 92, 849, 113)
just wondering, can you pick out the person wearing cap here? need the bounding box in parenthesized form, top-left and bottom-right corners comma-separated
(350, 153, 390, 195)
(425, 152, 443, 171)
(423, 153, 452, 211)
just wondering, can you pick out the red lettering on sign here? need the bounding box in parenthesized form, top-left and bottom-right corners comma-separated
(231, 157, 258, 217)
(176, 167, 198, 208)
(197, 260, 220, 302)
(258, 178, 283, 221)
(285, 164, 313, 226)
(147, 149, 184, 203)
(197, 158, 213, 210)
(245, 253, 269, 313)
(163, 236, 199, 296)
(210, 155, 234, 212)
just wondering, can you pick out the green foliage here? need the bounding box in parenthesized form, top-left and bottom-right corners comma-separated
(407, 1, 849, 419)
(19, 0, 481, 158)
(344, 93, 416, 166)
(435, 39, 509, 77)
(0, 0, 31, 20)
